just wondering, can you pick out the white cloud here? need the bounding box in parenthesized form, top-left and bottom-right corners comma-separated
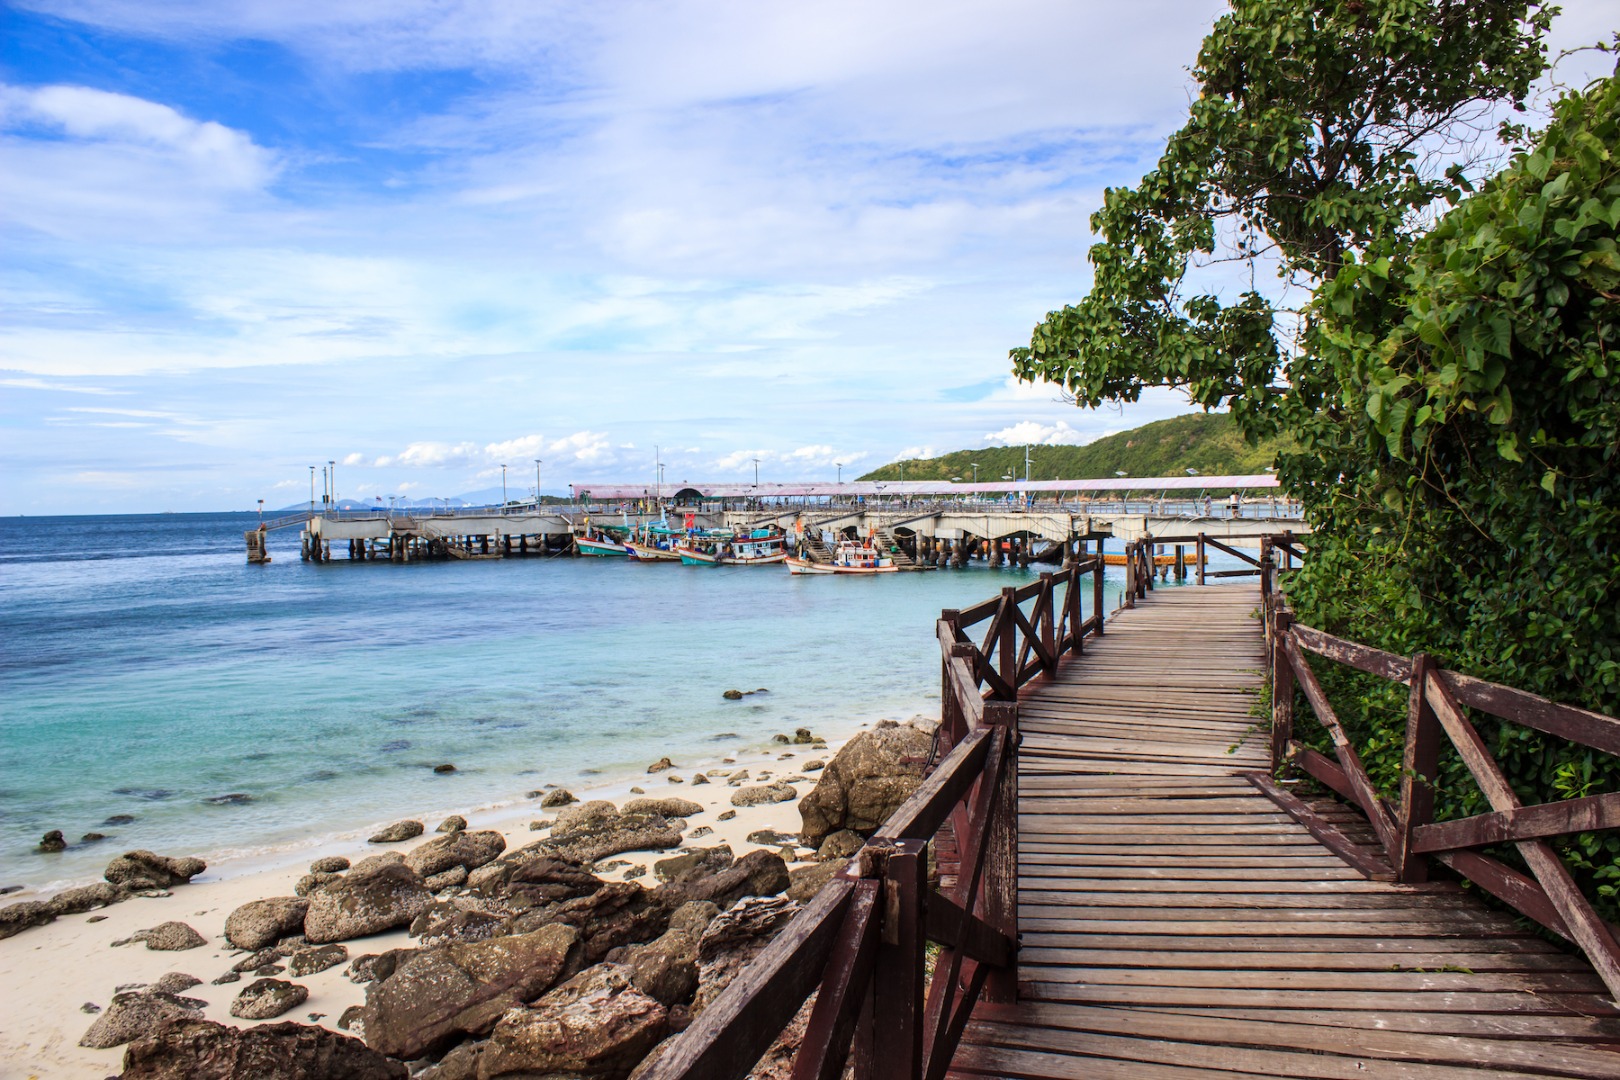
(983, 420, 1093, 447)
(893, 445, 937, 461)
(2, 83, 273, 189)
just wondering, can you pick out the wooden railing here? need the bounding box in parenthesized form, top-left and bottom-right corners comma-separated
(642, 560, 1106, 1080)
(1258, 549, 1620, 1001)
(1118, 531, 1301, 606)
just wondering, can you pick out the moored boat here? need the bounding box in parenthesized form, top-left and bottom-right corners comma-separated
(575, 533, 629, 556)
(676, 528, 789, 567)
(787, 538, 898, 575)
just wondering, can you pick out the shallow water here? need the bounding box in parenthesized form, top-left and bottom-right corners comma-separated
(0, 512, 1186, 889)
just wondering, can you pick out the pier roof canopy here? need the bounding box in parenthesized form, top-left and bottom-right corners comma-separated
(571, 474, 1281, 500)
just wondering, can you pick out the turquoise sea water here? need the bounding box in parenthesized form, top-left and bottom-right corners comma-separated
(0, 512, 1161, 891)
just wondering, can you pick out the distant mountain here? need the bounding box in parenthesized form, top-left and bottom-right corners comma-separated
(859, 412, 1285, 483)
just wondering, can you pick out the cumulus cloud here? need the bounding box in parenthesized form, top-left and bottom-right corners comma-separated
(893, 445, 937, 461)
(983, 420, 1093, 447)
(1, 83, 274, 189)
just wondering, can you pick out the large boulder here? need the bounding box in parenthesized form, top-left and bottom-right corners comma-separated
(627, 929, 699, 1006)
(47, 881, 128, 916)
(304, 861, 432, 944)
(104, 851, 207, 891)
(796, 722, 931, 846)
(511, 882, 670, 964)
(404, 830, 506, 878)
(500, 856, 605, 910)
(117, 1019, 406, 1079)
(224, 897, 309, 951)
(0, 899, 54, 940)
(479, 963, 667, 1080)
(368, 820, 424, 844)
(229, 978, 308, 1020)
(362, 923, 581, 1060)
(652, 845, 733, 885)
(118, 922, 207, 951)
(730, 783, 796, 808)
(622, 797, 703, 818)
(692, 896, 800, 1016)
(518, 807, 685, 866)
(82, 991, 204, 1049)
(655, 849, 788, 910)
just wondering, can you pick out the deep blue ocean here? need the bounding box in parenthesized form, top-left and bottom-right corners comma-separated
(0, 512, 1164, 891)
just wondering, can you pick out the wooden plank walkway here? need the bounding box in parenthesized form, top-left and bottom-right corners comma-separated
(953, 585, 1620, 1080)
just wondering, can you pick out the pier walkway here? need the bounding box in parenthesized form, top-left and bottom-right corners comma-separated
(953, 585, 1620, 1079)
(643, 552, 1620, 1080)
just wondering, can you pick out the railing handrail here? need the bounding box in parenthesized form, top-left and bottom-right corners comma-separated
(1259, 546, 1620, 1001)
(640, 559, 1108, 1080)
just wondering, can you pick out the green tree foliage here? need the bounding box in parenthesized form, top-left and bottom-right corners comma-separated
(1010, 0, 1554, 435)
(859, 413, 1285, 483)
(1009, 0, 1618, 914)
(1289, 72, 1620, 909)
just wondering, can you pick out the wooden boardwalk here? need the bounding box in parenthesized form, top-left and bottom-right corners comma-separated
(953, 585, 1620, 1080)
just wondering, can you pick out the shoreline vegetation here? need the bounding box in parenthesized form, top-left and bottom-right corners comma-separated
(0, 712, 938, 1078)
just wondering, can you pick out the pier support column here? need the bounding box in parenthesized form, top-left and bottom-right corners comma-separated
(301, 533, 310, 561)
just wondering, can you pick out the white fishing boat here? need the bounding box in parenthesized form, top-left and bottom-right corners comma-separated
(676, 529, 789, 566)
(786, 538, 898, 575)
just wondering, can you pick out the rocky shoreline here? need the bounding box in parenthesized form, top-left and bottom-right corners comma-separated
(0, 719, 935, 1079)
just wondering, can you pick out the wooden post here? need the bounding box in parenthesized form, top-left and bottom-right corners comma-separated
(1067, 566, 1084, 655)
(1092, 544, 1105, 633)
(1269, 610, 1294, 770)
(981, 702, 1019, 1003)
(1196, 533, 1206, 585)
(872, 840, 925, 1080)
(1175, 544, 1185, 581)
(998, 587, 1017, 693)
(940, 612, 962, 747)
(1038, 572, 1056, 673)
(1394, 653, 1441, 883)
(1123, 543, 1136, 609)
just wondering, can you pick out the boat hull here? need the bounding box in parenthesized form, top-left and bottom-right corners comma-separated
(625, 541, 680, 562)
(785, 556, 897, 575)
(576, 537, 629, 557)
(676, 545, 789, 566)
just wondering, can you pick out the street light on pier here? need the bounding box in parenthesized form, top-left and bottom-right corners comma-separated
(534, 460, 543, 508)
(971, 461, 979, 484)
(329, 460, 336, 507)
(309, 465, 315, 512)
(752, 457, 760, 487)
(500, 464, 508, 510)
(835, 462, 843, 484)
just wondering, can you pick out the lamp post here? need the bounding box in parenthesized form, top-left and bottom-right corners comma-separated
(835, 462, 842, 484)
(500, 464, 508, 509)
(257, 499, 263, 524)
(971, 461, 979, 484)
(1024, 445, 1032, 483)
(752, 457, 760, 487)
(329, 460, 336, 508)
(535, 459, 543, 508)
(309, 465, 315, 512)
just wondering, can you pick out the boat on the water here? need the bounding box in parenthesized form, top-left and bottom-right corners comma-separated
(786, 538, 898, 575)
(676, 528, 789, 567)
(624, 522, 684, 561)
(575, 529, 629, 556)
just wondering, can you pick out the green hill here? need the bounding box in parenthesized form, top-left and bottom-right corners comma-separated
(859, 412, 1284, 483)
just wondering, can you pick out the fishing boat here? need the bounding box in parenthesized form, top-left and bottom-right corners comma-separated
(676, 528, 789, 567)
(575, 530, 629, 557)
(624, 522, 683, 562)
(786, 538, 898, 575)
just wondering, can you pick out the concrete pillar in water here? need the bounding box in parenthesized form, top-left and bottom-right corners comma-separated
(300, 532, 310, 562)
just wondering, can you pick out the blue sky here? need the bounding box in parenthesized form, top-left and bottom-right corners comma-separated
(2, 1, 1612, 512)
